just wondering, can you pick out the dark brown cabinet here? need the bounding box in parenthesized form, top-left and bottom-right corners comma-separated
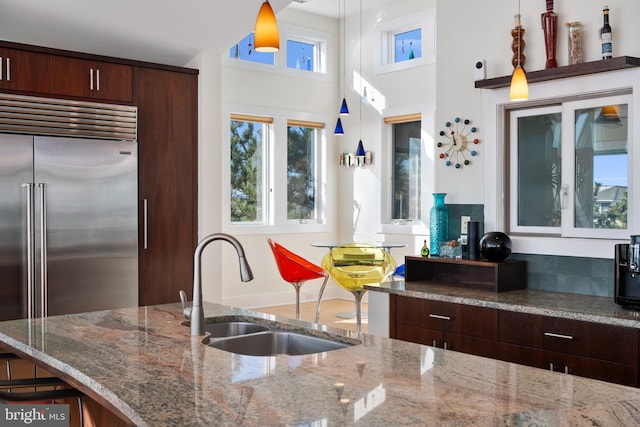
(391, 295, 498, 358)
(0, 48, 49, 93)
(49, 56, 133, 103)
(498, 310, 638, 387)
(137, 67, 198, 306)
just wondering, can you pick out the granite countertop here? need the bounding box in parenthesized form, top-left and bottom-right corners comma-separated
(2, 302, 640, 426)
(366, 280, 640, 328)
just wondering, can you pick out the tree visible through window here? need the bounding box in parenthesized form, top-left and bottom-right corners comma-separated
(230, 119, 265, 222)
(287, 125, 317, 220)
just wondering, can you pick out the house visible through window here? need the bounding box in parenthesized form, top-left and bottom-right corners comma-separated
(385, 114, 422, 221)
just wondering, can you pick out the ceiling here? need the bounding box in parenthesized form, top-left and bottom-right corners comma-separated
(0, 0, 393, 68)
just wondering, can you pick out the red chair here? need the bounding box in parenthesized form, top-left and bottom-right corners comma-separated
(267, 239, 328, 320)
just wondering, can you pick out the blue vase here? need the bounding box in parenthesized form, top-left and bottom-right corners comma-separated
(430, 193, 449, 256)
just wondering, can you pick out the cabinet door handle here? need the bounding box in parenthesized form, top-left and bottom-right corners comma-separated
(96, 69, 100, 91)
(432, 339, 437, 347)
(429, 314, 451, 321)
(0, 57, 3, 81)
(443, 342, 448, 350)
(143, 198, 148, 250)
(6, 57, 9, 81)
(90, 68, 94, 90)
(544, 332, 573, 340)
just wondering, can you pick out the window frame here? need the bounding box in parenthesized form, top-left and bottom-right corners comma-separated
(224, 23, 332, 82)
(507, 94, 632, 240)
(380, 111, 431, 235)
(222, 106, 331, 235)
(375, 10, 436, 75)
(482, 69, 640, 258)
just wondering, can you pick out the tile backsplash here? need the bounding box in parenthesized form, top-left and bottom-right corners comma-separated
(445, 204, 615, 297)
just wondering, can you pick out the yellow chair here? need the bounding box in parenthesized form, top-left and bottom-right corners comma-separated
(322, 244, 396, 334)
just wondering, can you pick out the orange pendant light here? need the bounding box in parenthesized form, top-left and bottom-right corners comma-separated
(254, 1, 280, 53)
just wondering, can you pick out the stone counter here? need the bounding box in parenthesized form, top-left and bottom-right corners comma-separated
(366, 280, 640, 328)
(2, 302, 640, 425)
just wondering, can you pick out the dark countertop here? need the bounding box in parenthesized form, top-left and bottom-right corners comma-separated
(366, 280, 640, 328)
(2, 302, 640, 425)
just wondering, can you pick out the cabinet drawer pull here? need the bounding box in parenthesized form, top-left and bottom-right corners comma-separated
(90, 68, 94, 90)
(5, 57, 9, 81)
(544, 332, 573, 340)
(0, 57, 3, 81)
(96, 69, 100, 91)
(429, 314, 451, 321)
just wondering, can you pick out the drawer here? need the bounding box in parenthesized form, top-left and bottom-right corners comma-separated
(395, 296, 497, 340)
(499, 310, 638, 365)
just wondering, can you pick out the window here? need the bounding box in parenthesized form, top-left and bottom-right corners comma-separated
(508, 93, 631, 239)
(229, 34, 275, 65)
(286, 38, 321, 72)
(287, 120, 321, 221)
(394, 28, 422, 63)
(228, 28, 329, 77)
(385, 115, 422, 221)
(376, 10, 435, 74)
(230, 115, 271, 223)
(227, 113, 326, 231)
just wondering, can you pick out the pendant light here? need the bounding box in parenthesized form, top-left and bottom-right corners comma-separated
(334, 0, 348, 135)
(254, 1, 279, 53)
(338, 0, 349, 116)
(510, 0, 528, 101)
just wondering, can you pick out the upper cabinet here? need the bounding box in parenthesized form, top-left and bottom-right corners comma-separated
(0, 48, 50, 93)
(50, 56, 133, 103)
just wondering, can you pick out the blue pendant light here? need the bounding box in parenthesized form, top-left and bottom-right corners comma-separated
(340, 98, 349, 115)
(334, 118, 345, 135)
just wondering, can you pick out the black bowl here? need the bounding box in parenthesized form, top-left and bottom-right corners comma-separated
(479, 232, 512, 262)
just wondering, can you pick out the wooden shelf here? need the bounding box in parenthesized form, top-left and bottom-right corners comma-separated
(475, 56, 640, 89)
(404, 256, 526, 292)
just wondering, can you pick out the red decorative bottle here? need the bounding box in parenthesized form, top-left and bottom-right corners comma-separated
(541, 0, 558, 68)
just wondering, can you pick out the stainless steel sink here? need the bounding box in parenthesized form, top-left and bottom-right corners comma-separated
(207, 330, 352, 356)
(205, 321, 270, 338)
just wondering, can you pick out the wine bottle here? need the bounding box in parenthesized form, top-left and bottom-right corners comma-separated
(421, 240, 430, 257)
(601, 6, 612, 60)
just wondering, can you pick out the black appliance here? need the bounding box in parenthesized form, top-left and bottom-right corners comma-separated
(615, 235, 640, 307)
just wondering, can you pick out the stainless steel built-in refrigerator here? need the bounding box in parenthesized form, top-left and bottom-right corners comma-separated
(0, 94, 138, 321)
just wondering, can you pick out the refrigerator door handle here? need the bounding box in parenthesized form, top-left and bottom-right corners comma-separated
(22, 183, 35, 320)
(38, 183, 48, 318)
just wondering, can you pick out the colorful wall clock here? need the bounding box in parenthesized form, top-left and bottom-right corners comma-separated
(437, 117, 479, 168)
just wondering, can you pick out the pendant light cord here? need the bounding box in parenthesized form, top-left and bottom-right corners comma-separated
(359, 0, 362, 141)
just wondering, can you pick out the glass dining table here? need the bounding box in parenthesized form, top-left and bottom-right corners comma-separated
(311, 241, 407, 321)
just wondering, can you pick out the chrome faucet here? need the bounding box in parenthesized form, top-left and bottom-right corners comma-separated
(190, 233, 253, 336)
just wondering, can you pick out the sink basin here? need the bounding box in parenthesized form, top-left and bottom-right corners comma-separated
(207, 330, 353, 356)
(205, 321, 270, 338)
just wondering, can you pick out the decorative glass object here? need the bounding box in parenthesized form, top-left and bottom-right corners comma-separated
(429, 193, 449, 256)
(421, 240, 430, 257)
(566, 22, 584, 65)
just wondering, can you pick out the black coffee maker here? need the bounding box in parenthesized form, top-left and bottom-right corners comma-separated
(615, 235, 640, 307)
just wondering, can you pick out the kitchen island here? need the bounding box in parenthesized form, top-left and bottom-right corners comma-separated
(1, 302, 640, 426)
